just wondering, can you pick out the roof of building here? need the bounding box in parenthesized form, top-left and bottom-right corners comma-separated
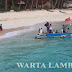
(64, 1, 72, 4)
(17, 1, 25, 4)
(28, 0, 47, 5)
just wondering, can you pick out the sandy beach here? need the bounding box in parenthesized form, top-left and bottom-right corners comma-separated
(0, 9, 72, 36)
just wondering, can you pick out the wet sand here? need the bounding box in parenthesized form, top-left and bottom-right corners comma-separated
(0, 26, 30, 36)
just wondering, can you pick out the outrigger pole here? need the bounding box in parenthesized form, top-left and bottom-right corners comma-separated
(69, 17, 71, 33)
(65, 17, 71, 33)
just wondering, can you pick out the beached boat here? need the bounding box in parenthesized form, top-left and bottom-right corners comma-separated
(35, 33, 72, 39)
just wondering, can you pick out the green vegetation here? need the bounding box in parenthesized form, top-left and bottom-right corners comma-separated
(0, 0, 71, 12)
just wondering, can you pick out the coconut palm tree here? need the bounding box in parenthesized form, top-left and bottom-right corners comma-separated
(54, 0, 58, 9)
(58, 0, 60, 8)
(5, 0, 8, 11)
(0, 0, 3, 7)
(19, 0, 21, 11)
(25, 0, 28, 9)
(12, 0, 14, 10)
(42, 0, 43, 9)
(36, 0, 38, 9)
(31, 0, 34, 10)
(52, 0, 54, 9)
(61, 0, 63, 8)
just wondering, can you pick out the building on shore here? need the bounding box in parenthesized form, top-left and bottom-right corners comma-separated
(63, 1, 72, 8)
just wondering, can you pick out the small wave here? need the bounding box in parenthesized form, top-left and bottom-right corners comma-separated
(0, 27, 34, 39)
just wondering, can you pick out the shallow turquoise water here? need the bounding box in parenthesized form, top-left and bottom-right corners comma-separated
(0, 30, 72, 72)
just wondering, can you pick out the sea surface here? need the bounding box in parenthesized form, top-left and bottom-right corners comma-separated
(0, 21, 72, 72)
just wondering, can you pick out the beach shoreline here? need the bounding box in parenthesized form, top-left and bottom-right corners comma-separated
(0, 9, 72, 37)
(0, 26, 30, 36)
(0, 19, 72, 37)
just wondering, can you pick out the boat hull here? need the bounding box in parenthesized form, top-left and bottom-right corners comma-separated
(35, 34, 72, 39)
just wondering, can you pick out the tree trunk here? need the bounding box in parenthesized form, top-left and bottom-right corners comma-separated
(5, 0, 7, 11)
(52, 0, 54, 9)
(61, 0, 63, 9)
(36, 0, 38, 9)
(54, 0, 58, 9)
(31, 0, 34, 10)
(42, 0, 43, 9)
(58, 0, 60, 8)
(19, 0, 21, 11)
(1, 0, 2, 7)
(12, 0, 14, 10)
(25, 0, 28, 9)
(64, 0, 66, 1)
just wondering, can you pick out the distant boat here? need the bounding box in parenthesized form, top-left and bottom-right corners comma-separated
(59, 11, 66, 13)
(35, 33, 72, 39)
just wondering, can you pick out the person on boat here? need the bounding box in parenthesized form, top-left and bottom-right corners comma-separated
(61, 29, 63, 33)
(55, 30, 58, 33)
(49, 24, 52, 33)
(45, 22, 49, 26)
(62, 25, 67, 33)
(53, 30, 55, 34)
(40, 28, 43, 34)
(47, 23, 50, 33)
(67, 28, 70, 34)
(45, 22, 50, 32)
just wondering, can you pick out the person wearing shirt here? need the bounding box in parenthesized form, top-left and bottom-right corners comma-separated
(67, 28, 70, 34)
(47, 24, 50, 33)
(49, 24, 52, 33)
(53, 30, 55, 34)
(40, 28, 43, 34)
(62, 25, 67, 33)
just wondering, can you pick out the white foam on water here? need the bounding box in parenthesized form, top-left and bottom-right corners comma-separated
(0, 27, 34, 39)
